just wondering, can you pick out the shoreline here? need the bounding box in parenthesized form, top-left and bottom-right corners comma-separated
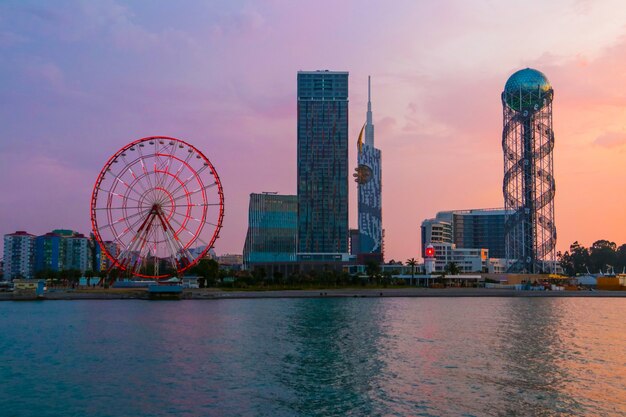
(1, 287, 625, 301)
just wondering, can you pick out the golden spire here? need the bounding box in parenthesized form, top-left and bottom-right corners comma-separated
(357, 123, 365, 154)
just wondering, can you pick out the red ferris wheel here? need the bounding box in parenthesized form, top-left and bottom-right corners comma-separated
(90, 136, 224, 279)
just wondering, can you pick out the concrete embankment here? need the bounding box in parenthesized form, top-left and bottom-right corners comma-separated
(1, 287, 625, 301)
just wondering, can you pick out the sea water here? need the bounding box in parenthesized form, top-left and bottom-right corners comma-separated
(0, 298, 624, 416)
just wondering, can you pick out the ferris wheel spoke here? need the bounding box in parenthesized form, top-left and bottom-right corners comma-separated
(98, 208, 151, 231)
(119, 211, 158, 271)
(160, 149, 195, 200)
(168, 164, 209, 199)
(113, 177, 150, 205)
(166, 213, 200, 243)
(161, 202, 221, 209)
(95, 206, 148, 211)
(136, 145, 160, 204)
(154, 206, 195, 269)
(119, 154, 152, 197)
(97, 186, 145, 206)
(111, 211, 152, 244)
(170, 181, 217, 203)
(152, 153, 172, 198)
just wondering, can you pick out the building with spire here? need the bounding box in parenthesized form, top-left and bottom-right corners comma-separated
(354, 76, 383, 262)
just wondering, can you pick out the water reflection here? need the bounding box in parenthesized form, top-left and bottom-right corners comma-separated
(277, 299, 389, 416)
(0, 298, 624, 417)
(494, 298, 582, 416)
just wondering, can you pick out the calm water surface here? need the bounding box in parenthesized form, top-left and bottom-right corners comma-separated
(0, 298, 624, 416)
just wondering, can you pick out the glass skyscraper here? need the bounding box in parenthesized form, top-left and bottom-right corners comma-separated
(243, 193, 297, 266)
(297, 71, 349, 254)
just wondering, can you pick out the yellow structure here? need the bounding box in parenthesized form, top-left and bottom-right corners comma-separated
(597, 277, 622, 291)
(13, 279, 42, 291)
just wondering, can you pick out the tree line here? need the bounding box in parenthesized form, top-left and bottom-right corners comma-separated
(558, 240, 626, 276)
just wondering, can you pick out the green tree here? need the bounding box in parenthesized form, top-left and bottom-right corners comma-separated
(406, 258, 418, 286)
(365, 261, 381, 284)
(616, 244, 626, 273)
(190, 258, 219, 287)
(589, 240, 617, 273)
(252, 266, 267, 285)
(84, 270, 94, 287)
(34, 269, 48, 280)
(445, 262, 460, 275)
(557, 251, 575, 276)
(273, 270, 284, 286)
(569, 241, 590, 274)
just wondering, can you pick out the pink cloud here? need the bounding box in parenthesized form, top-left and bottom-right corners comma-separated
(594, 131, 626, 148)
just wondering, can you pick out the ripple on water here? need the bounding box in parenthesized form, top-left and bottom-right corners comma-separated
(0, 298, 624, 416)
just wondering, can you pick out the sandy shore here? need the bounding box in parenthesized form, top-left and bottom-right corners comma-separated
(1, 287, 625, 301)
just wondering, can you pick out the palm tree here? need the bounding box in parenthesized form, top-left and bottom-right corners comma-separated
(406, 258, 418, 286)
(445, 262, 460, 276)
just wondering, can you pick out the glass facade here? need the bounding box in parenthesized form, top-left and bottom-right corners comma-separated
(452, 210, 508, 259)
(243, 193, 297, 265)
(422, 209, 509, 259)
(297, 71, 349, 253)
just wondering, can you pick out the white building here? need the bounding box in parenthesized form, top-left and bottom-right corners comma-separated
(3, 231, 35, 279)
(486, 258, 512, 274)
(218, 253, 243, 267)
(420, 215, 453, 257)
(431, 243, 488, 273)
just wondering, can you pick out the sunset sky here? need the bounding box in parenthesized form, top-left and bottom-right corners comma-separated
(1, 0, 626, 262)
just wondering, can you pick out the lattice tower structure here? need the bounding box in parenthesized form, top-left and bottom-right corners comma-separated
(502, 68, 556, 273)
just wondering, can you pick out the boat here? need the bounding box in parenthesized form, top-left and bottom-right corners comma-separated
(148, 278, 183, 300)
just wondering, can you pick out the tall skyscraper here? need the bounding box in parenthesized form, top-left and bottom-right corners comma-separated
(243, 192, 297, 266)
(502, 68, 556, 273)
(354, 76, 383, 262)
(297, 70, 349, 254)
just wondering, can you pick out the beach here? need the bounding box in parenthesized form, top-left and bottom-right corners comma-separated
(1, 287, 625, 301)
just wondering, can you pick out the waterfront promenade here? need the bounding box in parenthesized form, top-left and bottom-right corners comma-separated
(1, 287, 625, 301)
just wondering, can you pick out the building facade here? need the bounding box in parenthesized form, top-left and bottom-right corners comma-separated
(452, 209, 507, 258)
(35, 232, 64, 272)
(3, 231, 35, 279)
(430, 243, 488, 273)
(35, 230, 91, 273)
(421, 209, 508, 259)
(420, 213, 453, 257)
(297, 70, 349, 254)
(349, 229, 360, 256)
(63, 233, 90, 272)
(355, 76, 383, 262)
(243, 193, 298, 267)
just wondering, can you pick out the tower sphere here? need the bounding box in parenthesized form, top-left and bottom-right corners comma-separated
(503, 68, 552, 112)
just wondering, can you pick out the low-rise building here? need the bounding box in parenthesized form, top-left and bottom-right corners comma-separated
(430, 243, 488, 273)
(218, 253, 243, 270)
